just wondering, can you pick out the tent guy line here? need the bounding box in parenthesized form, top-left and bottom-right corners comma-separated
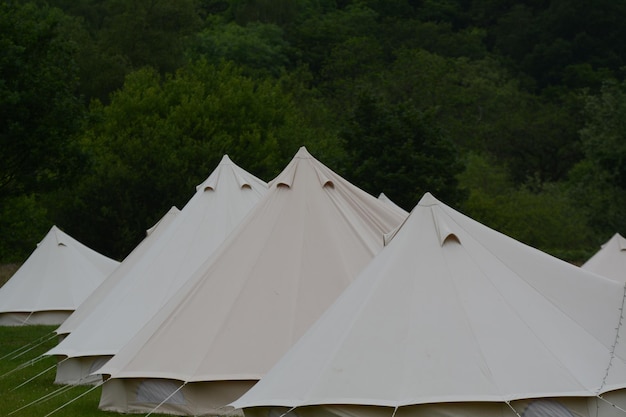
(0, 331, 56, 361)
(10, 361, 57, 391)
(144, 381, 187, 417)
(600, 283, 626, 394)
(8, 383, 78, 416)
(0, 330, 55, 360)
(42, 380, 104, 417)
(0, 350, 53, 379)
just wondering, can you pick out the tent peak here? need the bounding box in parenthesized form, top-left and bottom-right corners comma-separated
(197, 156, 257, 191)
(294, 146, 312, 159)
(271, 148, 333, 189)
(219, 154, 233, 164)
(417, 192, 438, 207)
(51, 225, 70, 247)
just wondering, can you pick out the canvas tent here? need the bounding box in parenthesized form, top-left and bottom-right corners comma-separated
(377, 193, 405, 212)
(231, 192, 626, 417)
(0, 226, 119, 326)
(95, 147, 408, 416)
(582, 233, 626, 284)
(46, 155, 267, 385)
(55, 206, 180, 344)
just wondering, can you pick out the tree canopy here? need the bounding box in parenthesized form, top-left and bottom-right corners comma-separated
(3, 0, 626, 263)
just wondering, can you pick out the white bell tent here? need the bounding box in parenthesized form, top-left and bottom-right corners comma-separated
(377, 192, 405, 212)
(95, 147, 408, 416)
(582, 233, 626, 283)
(232, 193, 626, 417)
(55, 206, 180, 340)
(0, 226, 119, 326)
(46, 155, 267, 385)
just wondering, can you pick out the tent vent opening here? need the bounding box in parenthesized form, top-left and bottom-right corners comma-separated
(430, 206, 461, 247)
(313, 166, 334, 188)
(135, 380, 186, 405)
(241, 183, 252, 189)
(442, 233, 460, 246)
(204, 186, 215, 192)
(521, 400, 575, 417)
(276, 182, 291, 188)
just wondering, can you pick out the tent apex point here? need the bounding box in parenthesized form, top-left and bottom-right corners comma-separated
(219, 154, 233, 164)
(417, 192, 438, 207)
(294, 146, 312, 158)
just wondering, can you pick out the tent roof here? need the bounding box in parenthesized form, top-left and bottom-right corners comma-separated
(377, 193, 405, 213)
(56, 206, 181, 336)
(0, 226, 119, 315)
(96, 147, 407, 383)
(232, 192, 626, 410)
(47, 155, 267, 358)
(582, 233, 626, 284)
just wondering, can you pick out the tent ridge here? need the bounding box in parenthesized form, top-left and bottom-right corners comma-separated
(430, 205, 462, 247)
(198, 170, 220, 191)
(231, 164, 255, 190)
(313, 164, 334, 188)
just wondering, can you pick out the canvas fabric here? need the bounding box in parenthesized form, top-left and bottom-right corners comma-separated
(232, 193, 626, 416)
(582, 233, 626, 283)
(0, 226, 119, 326)
(0, 311, 72, 326)
(99, 378, 253, 416)
(95, 147, 407, 414)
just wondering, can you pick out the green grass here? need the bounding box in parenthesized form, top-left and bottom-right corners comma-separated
(0, 266, 108, 415)
(0, 325, 108, 416)
(0, 266, 177, 416)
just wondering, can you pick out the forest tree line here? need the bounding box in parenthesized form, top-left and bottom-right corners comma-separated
(2, 0, 626, 264)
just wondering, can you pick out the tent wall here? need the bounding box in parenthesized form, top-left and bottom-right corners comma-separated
(54, 355, 112, 385)
(0, 310, 72, 326)
(242, 395, 626, 417)
(99, 378, 254, 415)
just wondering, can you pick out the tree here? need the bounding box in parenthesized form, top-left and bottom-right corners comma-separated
(341, 93, 463, 211)
(380, 48, 581, 184)
(56, 60, 341, 258)
(286, 3, 380, 76)
(48, 0, 202, 102)
(0, 2, 85, 199)
(490, 0, 626, 91)
(458, 153, 595, 264)
(565, 80, 626, 241)
(187, 18, 290, 76)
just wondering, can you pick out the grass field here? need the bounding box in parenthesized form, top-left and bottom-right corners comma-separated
(0, 325, 111, 416)
(0, 265, 109, 415)
(0, 266, 175, 416)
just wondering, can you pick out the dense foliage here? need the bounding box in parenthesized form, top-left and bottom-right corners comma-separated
(3, 0, 626, 263)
